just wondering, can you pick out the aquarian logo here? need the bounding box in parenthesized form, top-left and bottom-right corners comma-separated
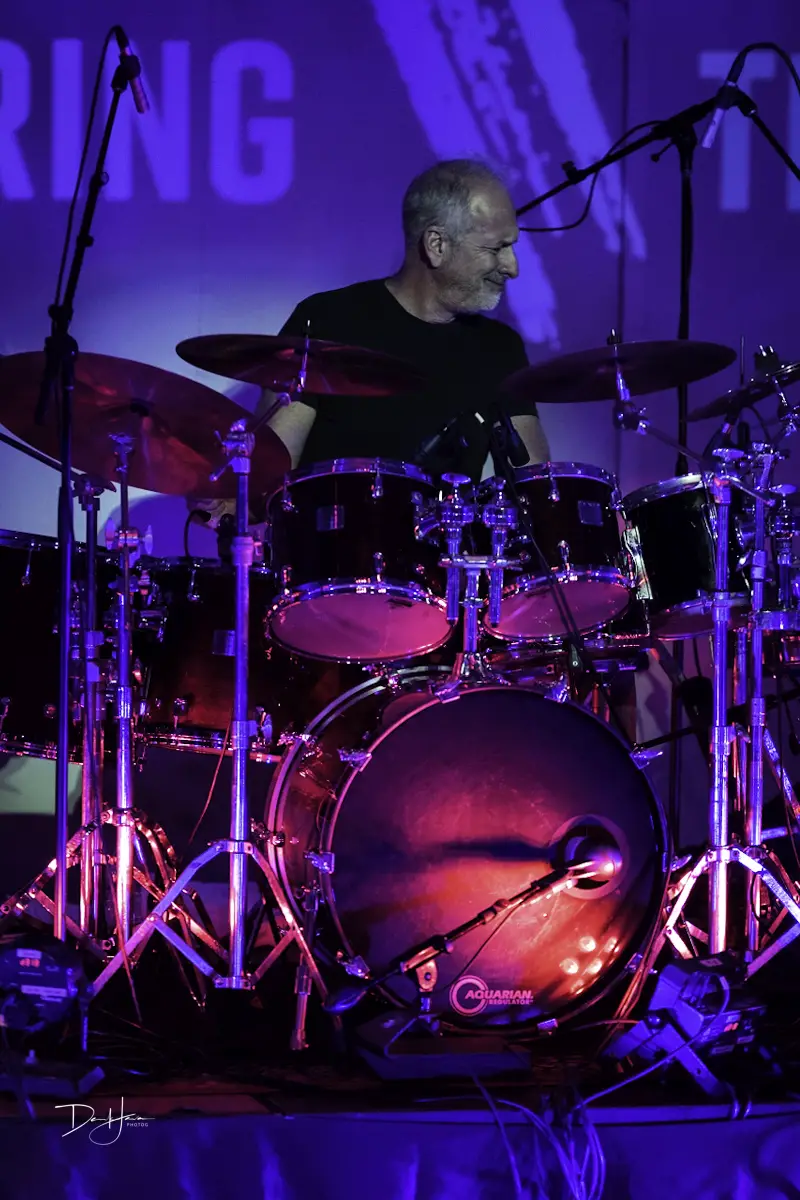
(449, 975, 534, 1017)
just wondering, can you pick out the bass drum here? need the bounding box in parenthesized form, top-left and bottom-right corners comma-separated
(266, 670, 668, 1028)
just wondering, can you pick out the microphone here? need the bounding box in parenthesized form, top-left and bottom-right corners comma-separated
(414, 414, 463, 467)
(114, 27, 150, 115)
(701, 50, 747, 150)
(490, 407, 529, 469)
(701, 407, 739, 459)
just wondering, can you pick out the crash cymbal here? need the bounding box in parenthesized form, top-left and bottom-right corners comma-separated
(0, 352, 290, 498)
(502, 339, 736, 404)
(175, 334, 425, 396)
(688, 362, 800, 422)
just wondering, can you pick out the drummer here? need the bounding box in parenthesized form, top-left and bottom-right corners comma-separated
(267, 158, 549, 478)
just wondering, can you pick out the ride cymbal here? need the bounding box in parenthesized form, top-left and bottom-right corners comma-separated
(503, 339, 736, 404)
(0, 351, 290, 497)
(175, 334, 425, 396)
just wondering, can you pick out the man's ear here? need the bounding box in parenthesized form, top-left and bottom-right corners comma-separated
(421, 225, 448, 268)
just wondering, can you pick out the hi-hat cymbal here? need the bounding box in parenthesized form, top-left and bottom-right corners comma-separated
(688, 362, 800, 422)
(0, 351, 290, 498)
(175, 334, 425, 395)
(502, 339, 737, 404)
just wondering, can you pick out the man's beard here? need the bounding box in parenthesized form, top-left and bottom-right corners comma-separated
(446, 278, 505, 314)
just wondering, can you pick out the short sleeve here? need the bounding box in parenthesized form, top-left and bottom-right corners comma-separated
(497, 326, 537, 418)
(279, 298, 314, 338)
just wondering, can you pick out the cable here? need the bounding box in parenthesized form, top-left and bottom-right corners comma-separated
(187, 721, 230, 846)
(471, 1075, 524, 1199)
(519, 120, 660, 234)
(738, 42, 800, 100)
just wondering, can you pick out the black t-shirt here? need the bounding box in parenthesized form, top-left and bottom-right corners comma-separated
(279, 279, 535, 481)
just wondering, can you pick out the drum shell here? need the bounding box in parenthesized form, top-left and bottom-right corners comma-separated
(487, 464, 632, 639)
(265, 460, 451, 661)
(134, 558, 276, 752)
(266, 672, 668, 1028)
(624, 475, 750, 639)
(0, 530, 115, 761)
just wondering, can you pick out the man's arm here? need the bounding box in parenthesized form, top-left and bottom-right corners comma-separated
(511, 413, 550, 464)
(259, 389, 316, 470)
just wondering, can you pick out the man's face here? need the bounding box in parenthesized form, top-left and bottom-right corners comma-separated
(430, 183, 520, 314)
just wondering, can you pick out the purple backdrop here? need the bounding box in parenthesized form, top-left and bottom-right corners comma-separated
(1, 0, 800, 845)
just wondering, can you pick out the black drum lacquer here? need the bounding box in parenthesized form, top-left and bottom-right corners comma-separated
(266, 672, 668, 1028)
(491, 463, 632, 640)
(265, 459, 451, 662)
(624, 475, 749, 639)
(0, 530, 114, 760)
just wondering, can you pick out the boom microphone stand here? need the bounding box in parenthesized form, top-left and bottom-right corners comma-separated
(34, 46, 143, 941)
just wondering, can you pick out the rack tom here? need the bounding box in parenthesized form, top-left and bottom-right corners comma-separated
(488, 463, 633, 640)
(623, 475, 750, 639)
(265, 459, 450, 662)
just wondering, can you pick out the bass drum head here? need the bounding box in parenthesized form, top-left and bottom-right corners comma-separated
(269, 678, 667, 1028)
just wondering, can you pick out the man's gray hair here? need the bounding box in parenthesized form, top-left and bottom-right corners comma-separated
(401, 159, 507, 248)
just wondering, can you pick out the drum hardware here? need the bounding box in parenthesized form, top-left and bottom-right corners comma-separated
(89, 401, 326, 1016)
(615, 383, 800, 966)
(74, 473, 107, 938)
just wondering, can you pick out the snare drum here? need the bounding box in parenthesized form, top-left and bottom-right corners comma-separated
(624, 475, 750, 639)
(0, 530, 114, 761)
(265, 459, 450, 662)
(488, 463, 632, 640)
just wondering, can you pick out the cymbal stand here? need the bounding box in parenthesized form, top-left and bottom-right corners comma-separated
(108, 435, 138, 945)
(75, 474, 106, 937)
(612, 397, 800, 963)
(89, 404, 327, 1026)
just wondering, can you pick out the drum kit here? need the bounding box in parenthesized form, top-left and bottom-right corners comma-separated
(3, 328, 800, 1055)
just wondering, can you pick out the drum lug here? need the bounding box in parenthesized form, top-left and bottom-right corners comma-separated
(371, 469, 384, 500)
(547, 467, 560, 503)
(281, 479, 295, 513)
(337, 748, 372, 770)
(305, 849, 335, 874)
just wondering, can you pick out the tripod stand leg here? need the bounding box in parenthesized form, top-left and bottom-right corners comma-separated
(709, 485, 733, 953)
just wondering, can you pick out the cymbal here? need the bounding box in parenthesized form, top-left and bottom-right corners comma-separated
(175, 334, 425, 396)
(688, 362, 800, 422)
(0, 352, 290, 498)
(502, 340, 737, 404)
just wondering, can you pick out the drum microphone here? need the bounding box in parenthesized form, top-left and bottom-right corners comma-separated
(701, 49, 747, 151)
(414, 415, 464, 466)
(114, 27, 150, 115)
(487, 404, 529, 469)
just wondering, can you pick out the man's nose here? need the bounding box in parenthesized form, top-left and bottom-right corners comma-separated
(502, 246, 519, 279)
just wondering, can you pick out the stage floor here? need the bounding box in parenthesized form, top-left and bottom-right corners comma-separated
(1, 1076, 800, 1200)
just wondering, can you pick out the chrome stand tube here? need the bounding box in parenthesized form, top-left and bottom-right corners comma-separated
(708, 472, 734, 953)
(733, 628, 748, 821)
(228, 439, 255, 984)
(76, 477, 105, 936)
(111, 437, 137, 945)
